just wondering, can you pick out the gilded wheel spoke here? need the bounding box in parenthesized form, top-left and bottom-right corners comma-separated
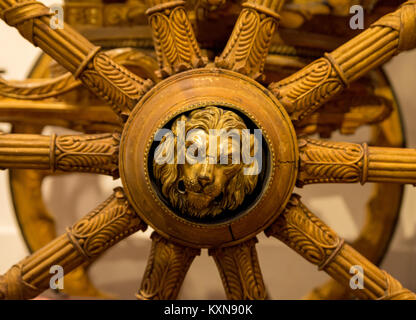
(209, 237, 267, 300)
(145, 0, 208, 78)
(0, 188, 147, 300)
(0, 99, 120, 131)
(137, 232, 200, 300)
(265, 194, 416, 300)
(297, 138, 416, 186)
(0, 74, 79, 100)
(0, 132, 119, 177)
(0, 47, 159, 102)
(214, 0, 285, 80)
(269, 0, 416, 121)
(0, 0, 153, 117)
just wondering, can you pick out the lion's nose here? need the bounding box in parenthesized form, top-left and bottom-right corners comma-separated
(198, 175, 212, 187)
(198, 164, 213, 187)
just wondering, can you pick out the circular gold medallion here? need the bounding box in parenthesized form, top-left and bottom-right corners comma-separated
(120, 68, 298, 248)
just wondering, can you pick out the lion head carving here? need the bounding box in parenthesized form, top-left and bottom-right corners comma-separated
(153, 106, 261, 218)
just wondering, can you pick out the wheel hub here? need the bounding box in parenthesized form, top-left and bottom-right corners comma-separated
(120, 68, 298, 248)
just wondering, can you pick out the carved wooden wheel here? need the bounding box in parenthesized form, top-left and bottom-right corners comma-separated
(1, 0, 416, 300)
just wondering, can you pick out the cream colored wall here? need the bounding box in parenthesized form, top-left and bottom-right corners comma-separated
(0, 1, 415, 299)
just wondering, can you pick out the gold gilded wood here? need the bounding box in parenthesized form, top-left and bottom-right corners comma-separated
(269, 0, 416, 120)
(265, 195, 416, 300)
(153, 106, 260, 218)
(0, 0, 153, 116)
(304, 71, 406, 300)
(0, 0, 415, 300)
(0, 74, 79, 100)
(146, 0, 207, 78)
(215, 0, 285, 80)
(209, 238, 267, 300)
(0, 47, 159, 101)
(0, 188, 146, 299)
(119, 68, 298, 248)
(298, 138, 416, 186)
(294, 93, 392, 138)
(137, 232, 200, 300)
(0, 100, 120, 132)
(0, 133, 119, 177)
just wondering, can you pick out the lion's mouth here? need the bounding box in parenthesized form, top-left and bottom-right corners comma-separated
(187, 190, 212, 201)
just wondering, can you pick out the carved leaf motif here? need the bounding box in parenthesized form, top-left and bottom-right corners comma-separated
(217, 251, 245, 298)
(70, 190, 142, 258)
(150, 13, 177, 73)
(80, 71, 129, 114)
(236, 243, 266, 299)
(0, 74, 79, 100)
(248, 17, 275, 76)
(170, 8, 193, 64)
(94, 54, 149, 97)
(147, 5, 206, 78)
(210, 239, 266, 300)
(55, 134, 118, 176)
(298, 139, 363, 185)
(215, 8, 276, 79)
(234, 10, 258, 64)
(273, 58, 344, 119)
(138, 233, 199, 300)
(266, 196, 340, 266)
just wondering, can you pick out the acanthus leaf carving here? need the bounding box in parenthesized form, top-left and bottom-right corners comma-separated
(79, 53, 153, 116)
(297, 138, 364, 186)
(55, 132, 120, 178)
(215, 0, 282, 80)
(137, 232, 200, 300)
(0, 188, 147, 300)
(269, 57, 345, 120)
(68, 187, 146, 260)
(209, 237, 267, 300)
(265, 194, 341, 267)
(147, 1, 207, 78)
(266, 194, 416, 300)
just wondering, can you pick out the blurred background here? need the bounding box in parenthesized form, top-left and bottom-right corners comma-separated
(0, 0, 415, 300)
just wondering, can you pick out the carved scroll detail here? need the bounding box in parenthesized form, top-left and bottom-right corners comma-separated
(265, 195, 416, 300)
(215, 0, 283, 80)
(146, 0, 207, 78)
(0, 188, 146, 300)
(137, 232, 200, 300)
(297, 138, 364, 186)
(209, 238, 267, 300)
